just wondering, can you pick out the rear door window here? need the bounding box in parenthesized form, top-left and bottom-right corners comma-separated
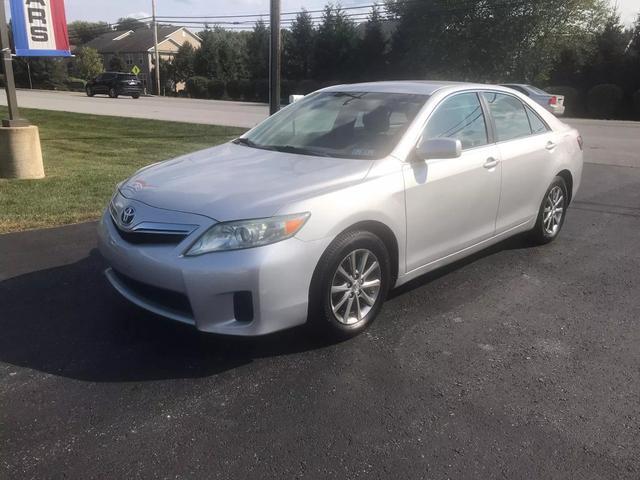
(482, 93, 532, 142)
(422, 92, 489, 150)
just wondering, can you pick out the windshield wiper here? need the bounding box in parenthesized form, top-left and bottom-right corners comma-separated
(264, 145, 331, 157)
(232, 137, 258, 147)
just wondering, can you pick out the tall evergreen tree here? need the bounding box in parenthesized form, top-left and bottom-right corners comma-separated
(360, 6, 388, 80)
(246, 20, 270, 80)
(284, 10, 315, 80)
(313, 5, 359, 81)
(173, 43, 196, 83)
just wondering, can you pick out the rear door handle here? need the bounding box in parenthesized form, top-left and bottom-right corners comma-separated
(545, 141, 557, 151)
(483, 157, 499, 169)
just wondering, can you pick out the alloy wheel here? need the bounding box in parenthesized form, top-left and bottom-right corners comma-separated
(543, 185, 565, 236)
(330, 249, 381, 325)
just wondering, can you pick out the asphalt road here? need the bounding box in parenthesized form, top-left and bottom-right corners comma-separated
(2, 118, 640, 479)
(1, 89, 269, 128)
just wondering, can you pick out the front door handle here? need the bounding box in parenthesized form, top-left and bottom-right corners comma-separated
(483, 157, 499, 169)
(545, 141, 557, 151)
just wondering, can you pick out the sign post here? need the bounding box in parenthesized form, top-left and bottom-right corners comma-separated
(269, 0, 281, 115)
(0, 0, 71, 179)
(0, 2, 26, 127)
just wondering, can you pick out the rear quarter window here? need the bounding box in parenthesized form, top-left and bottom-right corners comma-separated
(482, 92, 532, 142)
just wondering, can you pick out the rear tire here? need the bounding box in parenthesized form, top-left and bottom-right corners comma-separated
(132, 93, 140, 99)
(86, 87, 94, 97)
(108, 88, 118, 98)
(309, 230, 391, 339)
(529, 176, 569, 245)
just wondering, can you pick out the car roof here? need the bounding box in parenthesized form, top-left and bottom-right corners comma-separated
(321, 80, 507, 96)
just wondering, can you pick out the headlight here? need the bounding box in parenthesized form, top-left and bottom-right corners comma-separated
(185, 213, 310, 256)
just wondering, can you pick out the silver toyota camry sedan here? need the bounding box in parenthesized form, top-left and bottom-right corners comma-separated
(99, 81, 583, 338)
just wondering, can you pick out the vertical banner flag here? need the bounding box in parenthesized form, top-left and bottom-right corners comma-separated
(10, 0, 71, 56)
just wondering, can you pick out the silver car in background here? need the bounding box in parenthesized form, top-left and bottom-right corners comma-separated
(98, 81, 583, 338)
(501, 84, 566, 116)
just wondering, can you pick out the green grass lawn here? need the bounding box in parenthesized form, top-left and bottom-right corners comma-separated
(0, 107, 245, 233)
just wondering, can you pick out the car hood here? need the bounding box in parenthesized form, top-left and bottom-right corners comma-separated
(119, 143, 374, 221)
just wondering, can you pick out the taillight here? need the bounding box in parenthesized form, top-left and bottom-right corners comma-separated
(577, 135, 583, 151)
(549, 96, 558, 105)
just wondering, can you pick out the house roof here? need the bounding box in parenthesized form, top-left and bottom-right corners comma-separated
(85, 26, 199, 54)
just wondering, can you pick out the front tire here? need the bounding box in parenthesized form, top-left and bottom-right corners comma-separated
(132, 93, 140, 99)
(309, 230, 391, 338)
(86, 86, 94, 97)
(529, 176, 569, 244)
(108, 88, 118, 98)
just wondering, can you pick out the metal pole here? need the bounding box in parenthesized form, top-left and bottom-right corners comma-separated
(0, 2, 27, 127)
(269, 0, 281, 115)
(152, 0, 161, 96)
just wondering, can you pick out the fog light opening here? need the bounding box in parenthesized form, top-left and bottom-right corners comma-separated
(233, 291, 254, 323)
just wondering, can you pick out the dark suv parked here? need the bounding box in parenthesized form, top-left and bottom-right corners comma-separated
(86, 72, 143, 99)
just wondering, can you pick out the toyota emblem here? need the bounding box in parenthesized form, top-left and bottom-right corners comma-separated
(121, 206, 136, 226)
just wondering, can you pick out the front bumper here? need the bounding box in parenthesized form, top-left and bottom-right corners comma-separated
(117, 87, 142, 96)
(98, 204, 329, 336)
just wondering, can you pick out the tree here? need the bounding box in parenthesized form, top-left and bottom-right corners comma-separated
(360, 6, 388, 80)
(74, 47, 104, 79)
(13, 58, 68, 89)
(582, 13, 631, 88)
(283, 9, 315, 80)
(313, 5, 359, 81)
(67, 21, 110, 45)
(246, 20, 270, 80)
(173, 43, 196, 83)
(194, 29, 218, 78)
(108, 54, 126, 72)
(116, 17, 147, 31)
(387, 0, 611, 83)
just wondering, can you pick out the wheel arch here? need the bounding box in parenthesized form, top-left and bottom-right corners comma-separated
(556, 169, 573, 204)
(336, 220, 400, 286)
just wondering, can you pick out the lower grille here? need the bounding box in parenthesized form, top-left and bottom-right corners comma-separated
(112, 270, 194, 318)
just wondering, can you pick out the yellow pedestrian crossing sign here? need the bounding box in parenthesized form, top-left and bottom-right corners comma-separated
(131, 65, 141, 76)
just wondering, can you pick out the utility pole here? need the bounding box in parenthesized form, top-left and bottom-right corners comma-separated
(269, 0, 281, 115)
(152, 0, 161, 96)
(0, 2, 27, 127)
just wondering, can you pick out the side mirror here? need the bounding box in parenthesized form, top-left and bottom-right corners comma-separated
(414, 137, 462, 161)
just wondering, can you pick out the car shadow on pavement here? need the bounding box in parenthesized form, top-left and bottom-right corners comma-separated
(0, 249, 331, 383)
(0, 234, 535, 383)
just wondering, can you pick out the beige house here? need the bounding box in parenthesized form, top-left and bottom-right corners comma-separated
(85, 26, 201, 92)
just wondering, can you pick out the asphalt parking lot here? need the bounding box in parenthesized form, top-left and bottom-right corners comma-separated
(1, 122, 640, 479)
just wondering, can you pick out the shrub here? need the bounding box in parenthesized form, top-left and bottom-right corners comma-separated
(207, 79, 225, 99)
(226, 79, 243, 100)
(239, 79, 253, 100)
(64, 77, 86, 91)
(254, 79, 269, 103)
(587, 84, 623, 119)
(185, 76, 209, 99)
(295, 79, 322, 95)
(281, 80, 296, 103)
(546, 86, 580, 116)
(42, 80, 69, 91)
(633, 90, 640, 120)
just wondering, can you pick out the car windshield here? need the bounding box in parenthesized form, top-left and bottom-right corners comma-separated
(118, 74, 137, 81)
(240, 91, 429, 159)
